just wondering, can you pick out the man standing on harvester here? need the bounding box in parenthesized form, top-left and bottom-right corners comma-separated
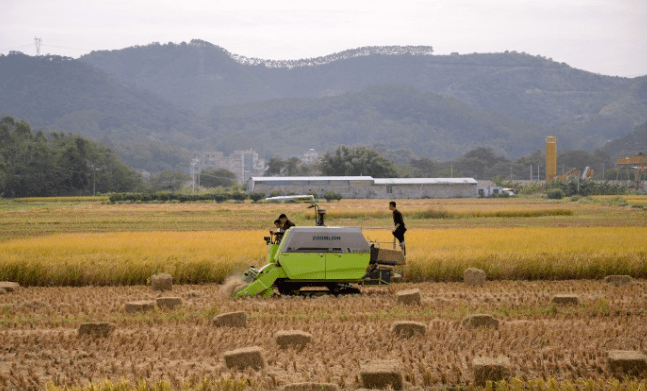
(389, 201, 407, 256)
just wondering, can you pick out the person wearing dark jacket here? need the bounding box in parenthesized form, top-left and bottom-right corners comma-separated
(389, 201, 407, 255)
(278, 214, 295, 231)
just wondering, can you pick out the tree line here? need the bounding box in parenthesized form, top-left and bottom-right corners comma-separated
(0, 116, 143, 197)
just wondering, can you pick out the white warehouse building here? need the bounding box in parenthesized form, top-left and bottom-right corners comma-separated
(247, 176, 478, 199)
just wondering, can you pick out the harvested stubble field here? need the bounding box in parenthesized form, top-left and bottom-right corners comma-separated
(1, 196, 646, 390)
(1, 281, 647, 390)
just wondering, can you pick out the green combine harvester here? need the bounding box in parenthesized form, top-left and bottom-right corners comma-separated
(233, 195, 405, 297)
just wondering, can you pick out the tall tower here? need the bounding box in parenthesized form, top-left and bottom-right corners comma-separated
(546, 136, 557, 181)
(34, 37, 42, 55)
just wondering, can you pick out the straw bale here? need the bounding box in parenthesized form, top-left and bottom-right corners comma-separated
(125, 300, 155, 314)
(156, 296, 182, 310)
(360, 360, 404, 390)
(151, 273, 173, 291)
(78, 322, 115, 337)
(0, 288, 6, 295)
(20, 300, 49, 310)
(473, 356, 511, 386)
(605, 275, 633, 286)
(212, 311, 247, 328)
(396, 289, 421, 305)
(275, 330, 312, 349)
(462, 314, 499, 329)
(282, 383, 340, 391)
(463, 268, 486, 286)
(0, 281, 19, 292)
(223, 346, 265, 370)
(607, 350, 647, 377)
(392, 321, 427, 338)
(552, 294, 579, 305)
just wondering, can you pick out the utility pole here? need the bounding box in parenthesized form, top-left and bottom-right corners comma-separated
(34, 37, 42, 55)
(191, 158, 199, 195)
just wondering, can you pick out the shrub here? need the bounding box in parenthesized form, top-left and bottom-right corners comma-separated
(213, 194, 229, 203)
(230, 192, 248, 202)
(323, 192, 343, 202)
(249, 192, 265, 202)
(547, 188, 565, 199)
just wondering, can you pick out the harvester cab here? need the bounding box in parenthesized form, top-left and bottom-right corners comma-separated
(233, 195, 406, 297)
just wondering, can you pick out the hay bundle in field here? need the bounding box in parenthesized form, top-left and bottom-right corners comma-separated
(360, 361, 404, 390)
(0, 288, 6, 295)
(463, 268, 486, 286)
(78, 322, 115, 337)
(391, 321, 427, 338)
(473, 356, 511, 386)
(125, 300, 155, 314)
(607, 350, 647, 377)
(275, 330, 312, 349)
(282, 383, 340, 391)
(151, 273, 173, 291)
(223, 346, 265, 370)
(605, 275, 633, 286)
(156, 297, 182, 310)
(396, 289, 421, 305)
(212, 311, 247, 328)
(20, 300, 49, 310)
(552, 294, 579, 305)
(462, 314, 499, 329)
(0, 281, 19, 292)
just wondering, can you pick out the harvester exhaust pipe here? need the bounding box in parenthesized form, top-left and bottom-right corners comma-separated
(316, 208, 326, 226)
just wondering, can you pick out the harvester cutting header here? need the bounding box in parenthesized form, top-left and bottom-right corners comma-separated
(233, 195, 406, 297)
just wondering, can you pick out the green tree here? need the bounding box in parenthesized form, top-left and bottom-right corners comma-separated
(319, 146, 398, 177)
(200, 168, 237, 188)
(266, 157, 284, 176)
(148, 169, 189, 192)
(285, 157, 301, 176)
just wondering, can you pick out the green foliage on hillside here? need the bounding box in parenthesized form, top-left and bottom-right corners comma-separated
(603, 118, 647, 158)
(0, 116, 143, 197)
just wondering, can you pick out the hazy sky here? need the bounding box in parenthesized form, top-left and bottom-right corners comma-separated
(1, 0, 646, 77)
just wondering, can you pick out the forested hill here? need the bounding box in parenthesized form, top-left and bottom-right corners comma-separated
(604, 119, 647, 158)
(0, 51, 191, 140)
(202, 85, 550, 159)
(1, 40, 647, 173)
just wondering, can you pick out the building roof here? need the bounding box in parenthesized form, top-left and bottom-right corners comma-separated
(373, 178, 478, 185)
(250, 176, 477, 185)
(250, 176, 374, 182)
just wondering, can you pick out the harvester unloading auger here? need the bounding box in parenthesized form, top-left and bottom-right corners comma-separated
(233, 195, 406, 297)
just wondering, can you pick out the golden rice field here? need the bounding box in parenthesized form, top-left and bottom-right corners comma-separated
(1, 227, 646, 286)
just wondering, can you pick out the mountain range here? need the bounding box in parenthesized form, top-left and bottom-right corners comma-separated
(1, 39, 646, 172)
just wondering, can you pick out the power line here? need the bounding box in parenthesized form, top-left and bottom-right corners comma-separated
(0, 43, 33, 51)
(43, 44, 92, 52)
(0, 42, 92, 54)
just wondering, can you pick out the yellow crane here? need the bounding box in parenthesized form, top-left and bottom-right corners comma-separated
(616, 153, 647, 189)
